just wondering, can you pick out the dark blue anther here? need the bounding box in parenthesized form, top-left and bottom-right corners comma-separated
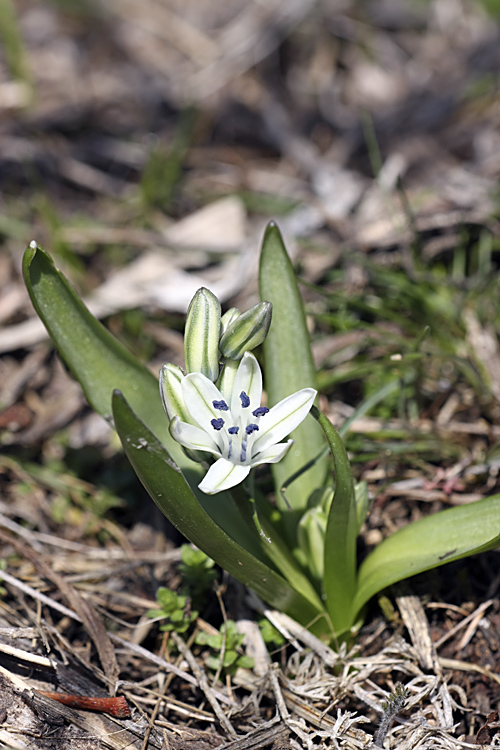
(252, 406, 269, 417)
(213, 400, 229, 411)
(239, 391, 250, 408)
(211, 418, 224, 431)
(245, 423, 259, 435)
(228, 426, 239, 434)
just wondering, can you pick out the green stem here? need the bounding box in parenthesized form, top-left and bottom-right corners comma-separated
(231, 472, 270, 542)
(246, 471, 271, 542)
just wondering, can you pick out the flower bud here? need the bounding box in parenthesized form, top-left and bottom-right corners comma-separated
(159, 363, 190, 422)
(160, 363, 211, 464)
(219, 301, 272, 360)
(220, 307, 240, 335)
(184, 288, 221, 381)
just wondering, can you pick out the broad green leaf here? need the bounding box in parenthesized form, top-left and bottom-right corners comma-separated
(314, 407, 358, 635)
(259, 223, 328, 525)
(112, 390, 324, 628)
(353, 495, 500, 618)
(21, 243, 265, 552)
(23, 242, 174, 450)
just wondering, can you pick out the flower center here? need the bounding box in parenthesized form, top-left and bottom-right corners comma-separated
(210, 393, 269, 465)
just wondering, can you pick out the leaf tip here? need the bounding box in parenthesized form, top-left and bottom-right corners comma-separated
(23, 240, 54, 280)
(263, 220, 282, 241)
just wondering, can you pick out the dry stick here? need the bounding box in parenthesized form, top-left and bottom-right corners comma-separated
(0, 568, 79, 621)
(217, 719, 287, 750)
(434, 599, 493, 650)
(268, 665, 289, 721)
(139, 629, 197, 750)
(140, 679, 169, 750)
(213, 584, 229, 687)
(171, 632, 238, 739)
(396, 594, 441, 674)
(251, 601, 338, 668)
(111, 635, 235, 707)
(38, 691, 131, 718)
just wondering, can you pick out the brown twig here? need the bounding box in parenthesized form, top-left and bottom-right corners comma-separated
(38, 691, 131, 719)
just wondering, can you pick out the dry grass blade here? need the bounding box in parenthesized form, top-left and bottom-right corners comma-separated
(171, 632, 238, 739)
(396, 593, 441, 674)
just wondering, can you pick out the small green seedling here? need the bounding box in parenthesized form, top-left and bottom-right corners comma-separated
(146, 587, 197, 634)
(178, 544, 217, 610)
(258, 617, 286, 648)
(195, 620, 254, 676)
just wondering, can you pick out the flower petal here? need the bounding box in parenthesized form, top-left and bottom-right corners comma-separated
(198, 458, 250, 494)
(217, 360, 238, 405)
(252, 388, 316, 455)
(251, 439, 294, 467)
(230, 352, 262, 416)
(183, 372, 232, 424)
(170, 417, 221, 456)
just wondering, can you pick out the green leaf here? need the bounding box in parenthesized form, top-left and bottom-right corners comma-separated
(22, 242, 175, 454)
(237, 655, 255, 669)
(354, 494, 500, 618)
(314, 407, 358, 635)
(112, 389, 324, 628)
(222, 652, 238, 667)
(146, 609, 165, 619)
(259, 223, 328, 525)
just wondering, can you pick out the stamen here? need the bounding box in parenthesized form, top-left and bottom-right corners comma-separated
(228, 426, 239, 434)
(213, 400, 229, 411)
(211, 418, 225, 431)
(252, 407, 269, 417)
(239, 391, 250, 408)
(240, 440, 247, 462)
(245, 424, 259, 435)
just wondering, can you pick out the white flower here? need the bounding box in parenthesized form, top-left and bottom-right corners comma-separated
(164, 352, 316, 495)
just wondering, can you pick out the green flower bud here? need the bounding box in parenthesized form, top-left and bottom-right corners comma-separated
(159, 363, 212, 465)
(184, 287, 221, 381)
(160, 363, 190, 422)
(220, 307, 240, 335)
(219, 301, 272, 360)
